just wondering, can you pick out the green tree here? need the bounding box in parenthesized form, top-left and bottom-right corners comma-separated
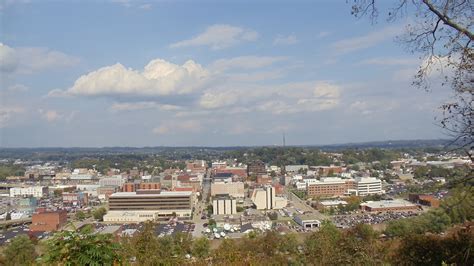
(92, 207, 107, 221)
(211, 238, 241, 264)
(208, 219, 216, 227)
(53, 189, 63, 198)
(3, 235, 37, 266)
(338, 224, 384, 265)
(303, 221, 342, 264)
(392, 234, 445, 266)
(385, 208, 451, 237)
(123, 222, 161, 265)
(192, 237, 210, 259)
(413, 166, 429, 180)
(75, 210, 86, 221)
(41, 227, 122, 265)
(442, 186, 474, 224)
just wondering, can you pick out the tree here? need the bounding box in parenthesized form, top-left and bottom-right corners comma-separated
(392, 234, 445, 266)
(267, 212, 278, 221)
(208, 219, 216, 227)
(413, 166, 429, 179)
(303, 221, 342, 264)
(123, 222, 161, 265)
(41, 227, 122, 265)
(441, 185, 474, 223)
(3, 235, 37, 266)
(75, 210, 86, 221)
(385, 208, 451, 237)
(207, 204, 213, 216)
(53, 189, 63, 198)
(92, 207, 107, 221)
(211, 238, 241, 264)
(192, 237, 210, 259)
(350, 0, 473, 159)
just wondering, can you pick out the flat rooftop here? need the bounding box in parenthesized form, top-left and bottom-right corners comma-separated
(319, 200, 348, 206)
(110, 191, 192, 197)
(361, 199, 416, 209)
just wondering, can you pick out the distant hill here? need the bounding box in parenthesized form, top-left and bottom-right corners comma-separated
(0, 139, 453, 160)
(313, 139, 451, 150)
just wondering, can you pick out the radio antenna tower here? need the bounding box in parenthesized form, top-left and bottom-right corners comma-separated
(282, 132, 286, 147)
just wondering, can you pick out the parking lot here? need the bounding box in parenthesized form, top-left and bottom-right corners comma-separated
(332, 211, 420, 228)
(0, 225, 51, 245)
(155, 222, 195, 237)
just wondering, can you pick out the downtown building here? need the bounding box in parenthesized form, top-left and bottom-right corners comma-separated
(212, 195, 237, 215)
(307, 177, 383, 198)
(10, 186, 48, 198)
(251, 186, 287, 210)
(103, 190, 192, 223)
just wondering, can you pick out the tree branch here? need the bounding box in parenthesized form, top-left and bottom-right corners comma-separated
(422, 0, 474, 41)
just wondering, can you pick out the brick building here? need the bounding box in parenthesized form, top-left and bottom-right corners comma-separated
(409, 194, 440, 208)
(256, 174, 272, 185)
(30, 209, 67, 232)
(247, 160, 266, 176)
(214, 167, 248, 180)
(122, 182, 161, 192)
(62, 192, 89, 207)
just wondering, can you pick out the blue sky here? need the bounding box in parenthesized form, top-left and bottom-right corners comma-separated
(0, 0, 452, 147)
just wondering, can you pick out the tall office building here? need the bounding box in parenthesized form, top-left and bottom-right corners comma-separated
(103, 190, 192, 223)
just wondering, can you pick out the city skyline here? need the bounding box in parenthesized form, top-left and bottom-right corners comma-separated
(1, 1, 453, 147)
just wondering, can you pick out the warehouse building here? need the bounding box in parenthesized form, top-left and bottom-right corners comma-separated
(360, 199, 420, 212)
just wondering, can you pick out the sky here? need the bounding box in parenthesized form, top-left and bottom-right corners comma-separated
(0, 0, 454, 147)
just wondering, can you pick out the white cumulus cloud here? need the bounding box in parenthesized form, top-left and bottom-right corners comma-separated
(54, 58, 209, 97)
(170, 24, 258, 50)
(199, 90, 239, 109)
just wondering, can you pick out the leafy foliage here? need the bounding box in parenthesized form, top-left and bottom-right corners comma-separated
(2, 235, 37, 266)
(41, 227, 122, 265)
(0, 164, 25, 180)
(92, 207, 107, 221)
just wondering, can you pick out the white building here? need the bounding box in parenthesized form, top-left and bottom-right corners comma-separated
(212, 197, 237, 215)
(293, 215, 321, 229)
(295, 181, 307, 191)
(10, 186, 48, 198)
(70, 174, 95, 180)
(76, 184, 100, 196)
(355, 177, 383, 196)
(103, 190, 192, 223)
(285, 165, 309, 173)
(99, 176, 125, 187)
(212, 161, 227, 168)
(211, 181, 245, 198)
(251, 186, 287, 210)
